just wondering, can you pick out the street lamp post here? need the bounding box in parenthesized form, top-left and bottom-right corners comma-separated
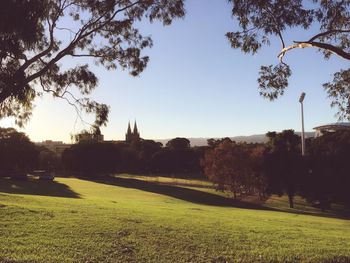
(299, 92, 306, 156)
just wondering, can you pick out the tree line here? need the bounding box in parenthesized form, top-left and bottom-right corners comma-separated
(62, 137, 205, 177)
(0, 128, 38, 176)
(0, 128, 206, 177)
(202, 130, 350, 211)
(1, 127, 349, 211)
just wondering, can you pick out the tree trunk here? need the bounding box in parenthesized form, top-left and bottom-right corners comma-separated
(233, 190, 237, 199)
(288, 194, 294, 208)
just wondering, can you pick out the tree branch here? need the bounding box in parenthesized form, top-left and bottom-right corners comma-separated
(76, 1, 141, 42)
(23, 0, 143, 88)
(39, 77, 93, 127)
(308, 29, 350, 42)
(18, 10, 60, 73)
(70, 53, 109, 58)
(263, 6, 285, 48)
(278, 41, 350, 61)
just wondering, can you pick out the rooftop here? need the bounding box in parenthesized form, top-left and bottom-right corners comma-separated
(313, 122, 350, 130)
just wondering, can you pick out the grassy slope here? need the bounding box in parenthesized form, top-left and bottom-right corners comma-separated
(0, 177, 349, 263)
(117, 174, 213, 188)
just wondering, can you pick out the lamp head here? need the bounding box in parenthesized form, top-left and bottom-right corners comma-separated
(299, 92, 306, 103)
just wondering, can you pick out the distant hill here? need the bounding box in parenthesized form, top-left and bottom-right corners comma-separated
(156, 132, 315, 147)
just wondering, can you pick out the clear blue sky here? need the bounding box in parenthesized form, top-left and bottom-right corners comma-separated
(0, 0, 348, 142)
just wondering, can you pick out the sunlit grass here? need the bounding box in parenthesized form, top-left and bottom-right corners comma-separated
(0, 177, 349, 262)
(116, 173, 213, 188)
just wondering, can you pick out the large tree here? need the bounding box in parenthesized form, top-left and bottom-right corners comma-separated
(263, 130, 303, 208)
(166, 137, 191, 150)
(227, 0, 350, 118)
(305, 130, 350, 210)
(202, 139, 265, 198)
(0, 0, 185, 128)
(0, 127, 38, 174)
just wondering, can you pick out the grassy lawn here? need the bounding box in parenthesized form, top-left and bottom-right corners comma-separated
(116, 173, 213, 188)
(0, 176, 349, 262)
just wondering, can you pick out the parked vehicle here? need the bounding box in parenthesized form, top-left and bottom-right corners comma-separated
(31, 170, 55, 181)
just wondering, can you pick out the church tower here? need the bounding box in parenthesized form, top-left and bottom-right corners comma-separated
(125, 120, 140, 143)
(133, 121, 140, 139)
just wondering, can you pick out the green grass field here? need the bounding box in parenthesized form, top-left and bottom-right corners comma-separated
(0, 176, 349, 262)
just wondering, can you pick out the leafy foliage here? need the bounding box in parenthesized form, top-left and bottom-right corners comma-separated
(166, 137, 191, 150)
(202, 139, 266, 198)
(227, 0, 350, 118)
(0, 127, 38, 174)
(263, 130, 303, 208)
(258, 63, 291, 100)
(305, 130, 350, 209)
(62, 138, 204, 176)
(0, 0, 185, 127)
(203, 129, 350, 210)
(203, 131, 304, 207)
(62, 141, 121, 174)
(323, 69, 350, 119)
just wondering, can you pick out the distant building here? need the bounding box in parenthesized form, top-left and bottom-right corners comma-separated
(125, 121, 140, 143)
(313, 122, 350, 137)
(36, 140, 72, 157)
(75, 132, 104, 143)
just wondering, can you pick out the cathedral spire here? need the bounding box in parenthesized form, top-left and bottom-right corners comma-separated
(125, 120, 140, 143)
(127, 121, 132, 134)
(133, 120, 138, 134)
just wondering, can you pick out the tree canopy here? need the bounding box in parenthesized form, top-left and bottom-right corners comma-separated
(166, 137, 191, 150)
(264, 130, 303, 208)
(3, 1, 350, 127)
(202, 139, 266, 198)
(227, 0, 350, 118)
(0, 127, 38, 174)
(305, 130, 350, 209)
(0, 0, 185, 128)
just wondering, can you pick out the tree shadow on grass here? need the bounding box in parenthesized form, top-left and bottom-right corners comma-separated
(84, 176, 350, 219)
(84, 176, 272, 211)
(0, 178, 80, 198)
(265, 196, 350, 220)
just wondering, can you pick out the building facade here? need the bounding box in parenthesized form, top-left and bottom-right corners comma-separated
(75, 132, 104, 143)
(36, 140, 72, 157)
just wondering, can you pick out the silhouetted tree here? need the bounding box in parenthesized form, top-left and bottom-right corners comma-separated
(207, 137, 232, 148)
(62, 137, 207, 177)
(62, 142, 121, 176)
(305, 130, 350, 210)
(0, 127, 38, 175)
(191, 146, 208, 175)
(150, 149, 171, 173)
(0, 0, 185, 127)
(149, 148, 189, 174)
(166, 137, 191, 150)
(73, 128, 104, 143)
(227, 0, 350, 119)
(263, 130, 303, 208)
(120, 147, 141, 173)
(147, 140, 204, 175)
(133, 139, 163, 172)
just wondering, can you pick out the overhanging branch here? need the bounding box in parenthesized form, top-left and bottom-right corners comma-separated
(278, 41, 350, 62)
